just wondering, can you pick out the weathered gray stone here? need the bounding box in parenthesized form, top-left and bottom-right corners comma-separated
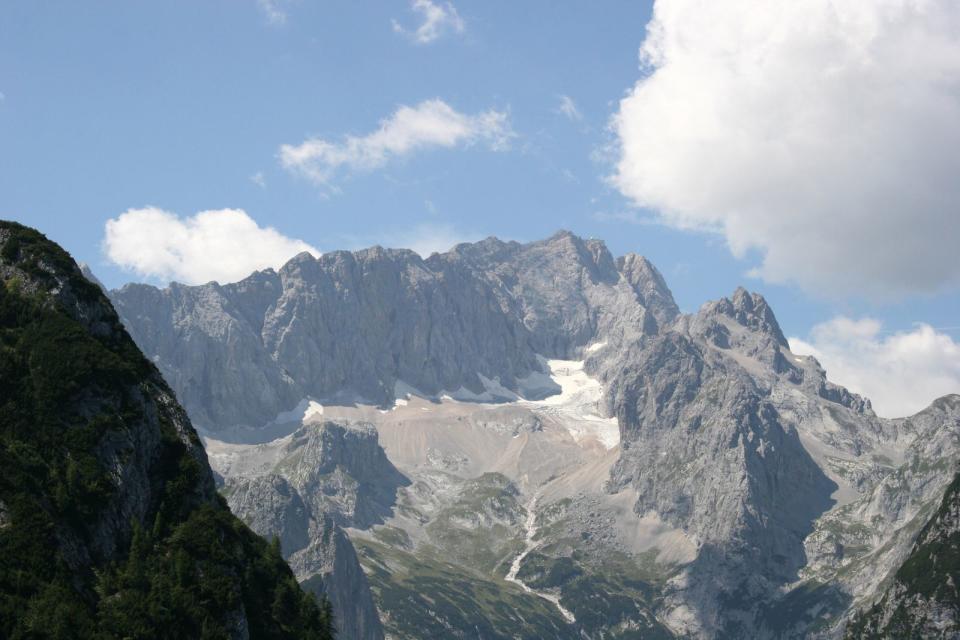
(223, 421, 398, 640)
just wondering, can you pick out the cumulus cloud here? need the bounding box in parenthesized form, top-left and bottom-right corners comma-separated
(392, 0, 464, 44)
(790, 318, 960, 418)
(613, 0, 960, 297)
(279, 99, 512, 189)
(104, 207, 319, 285)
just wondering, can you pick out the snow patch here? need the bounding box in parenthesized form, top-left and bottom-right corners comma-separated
(522, 358, 620, 450)
(389, 357, 619, 449)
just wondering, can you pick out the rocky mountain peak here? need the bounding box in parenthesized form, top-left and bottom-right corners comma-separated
(616, 252, 680, 326)
(736, 288, 788, 345)
(711, 286, 789, 348)
(538, 229, 619, 283)
(289, 249, 319, 264)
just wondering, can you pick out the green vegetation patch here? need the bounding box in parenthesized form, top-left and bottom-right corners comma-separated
(355, 537, 580, 640)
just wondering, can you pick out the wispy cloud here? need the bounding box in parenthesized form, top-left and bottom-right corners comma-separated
(392, 0, 465, 44)
(257, 0, 288, 25)
(279, 99, 513, 191)
(250, 172, 267, 188)
(556, 95, 582, 121)
(103, 207, 318, 285)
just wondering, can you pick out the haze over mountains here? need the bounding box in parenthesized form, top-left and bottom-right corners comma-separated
(100, 230, 960, 639)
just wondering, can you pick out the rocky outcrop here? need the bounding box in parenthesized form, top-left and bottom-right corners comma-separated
(222, 421, 402, 640)
(434, 231, 678, 356)
(112, 249, 542, 429)
(296, 522, 383, 640)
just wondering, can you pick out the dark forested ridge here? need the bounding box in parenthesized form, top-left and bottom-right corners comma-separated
(0, 221, 334, 638)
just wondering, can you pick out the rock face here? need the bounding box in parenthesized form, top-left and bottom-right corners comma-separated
(109, 230, 960, 639)
(0, 222, 333, 638)
(110, 231, 676, 430)
(218, 421, 404, 640)
(296, 523, 383, 640)
(845, 402, 960, 639)
(602, 290, 847, 634)
(600, 285, 960, 637)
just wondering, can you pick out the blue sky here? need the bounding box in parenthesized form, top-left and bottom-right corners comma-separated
(2, 1, 959, 416)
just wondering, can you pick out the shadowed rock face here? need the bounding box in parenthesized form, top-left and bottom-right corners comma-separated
(110, 231, 677, 431)
(607, 328, 838, 635)
(600, 287, 960, 638)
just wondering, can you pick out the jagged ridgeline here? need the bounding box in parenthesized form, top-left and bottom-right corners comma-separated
(0, 222, 334, 639)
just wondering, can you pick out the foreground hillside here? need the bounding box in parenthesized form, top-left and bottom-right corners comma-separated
(0, 221, 334, 639)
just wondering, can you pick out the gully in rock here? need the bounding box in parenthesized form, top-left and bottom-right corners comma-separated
(504, 493, 578, 624)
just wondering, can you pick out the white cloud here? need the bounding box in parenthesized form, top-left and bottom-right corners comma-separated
(250, 171, 267, 188)
(613, 0, 960, 297)
(789, 318, 960, 418)
(557, 95, 582, 121)
(279, 99, 512, 189)
(103, 207, 319, 285)
(257, 0, 288, 25)
(392, 0, 465, 44)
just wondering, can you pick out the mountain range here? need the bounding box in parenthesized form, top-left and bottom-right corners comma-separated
(3, 223, 957, 639)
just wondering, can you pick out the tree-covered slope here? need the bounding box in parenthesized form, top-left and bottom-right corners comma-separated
(0, 221, 334, 639)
